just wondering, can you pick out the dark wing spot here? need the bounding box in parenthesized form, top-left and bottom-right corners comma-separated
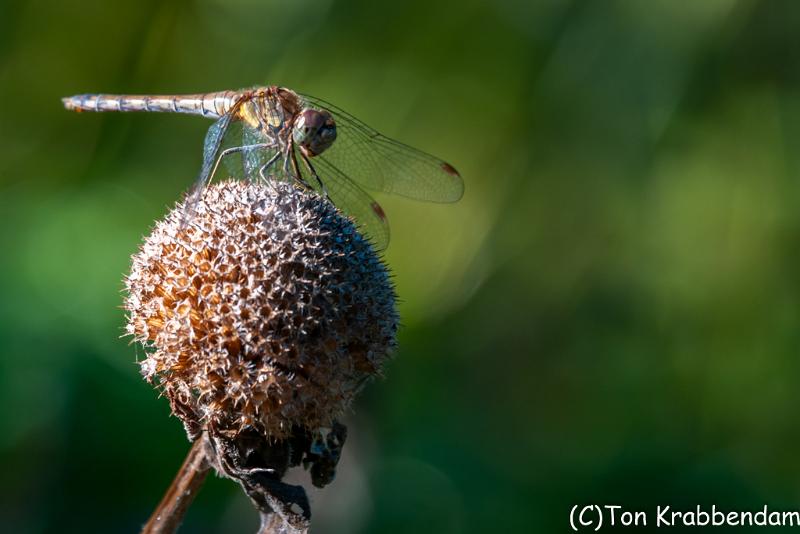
(441, 162, 460, 177)
(371, 201, 387, 222)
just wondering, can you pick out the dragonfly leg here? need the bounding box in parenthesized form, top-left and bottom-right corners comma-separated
(259, 151, 284, 194)
(180, 142, 275, 229)
(210, 143, 276, 183)
(300, 152, 330, 201)
(288, 145, 315, 192)
(282, 144, 292, 177)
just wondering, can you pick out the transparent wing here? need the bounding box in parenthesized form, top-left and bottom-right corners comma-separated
(211, 121, 284, 183)
(182, 111, 236, 223)
(299, 94, 464, 203)
(299, 155, 390, 251)
(229, 125, 388, 248)
(183, 110, 286, 226)
(241, 126, 286, 183)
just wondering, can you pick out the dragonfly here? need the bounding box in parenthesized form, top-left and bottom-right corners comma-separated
(62, 86, 464, 250)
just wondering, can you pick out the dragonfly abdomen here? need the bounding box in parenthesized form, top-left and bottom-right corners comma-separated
(61, 92, 241, 118)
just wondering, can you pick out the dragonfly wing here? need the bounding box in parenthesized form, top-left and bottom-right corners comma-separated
(241, 126, 287, 183)
(182, 111, 236, 223)
(301, 155, 390, 251)
(217, 120, 248, 179)
(300, 94, 464, 203)
(200, 113, 233, 186)
(199, 119, 285, 185)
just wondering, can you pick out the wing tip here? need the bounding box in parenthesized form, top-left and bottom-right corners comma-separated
(440, 162, 465, 202)
(440, 162, 460, 177)
(369, 201, 391, 251)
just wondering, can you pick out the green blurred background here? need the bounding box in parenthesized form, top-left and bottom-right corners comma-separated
(2, 0, 800, 531)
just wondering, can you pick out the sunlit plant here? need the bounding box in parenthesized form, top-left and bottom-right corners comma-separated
(125, 180, 398, 533)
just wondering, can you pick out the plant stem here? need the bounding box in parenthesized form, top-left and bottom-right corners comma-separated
(141, 434, 210, 534)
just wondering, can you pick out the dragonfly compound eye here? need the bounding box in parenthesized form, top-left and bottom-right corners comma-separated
(294, 108, 337, 156)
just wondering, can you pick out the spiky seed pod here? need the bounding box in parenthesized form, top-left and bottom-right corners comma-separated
(124, 180, 398, 440)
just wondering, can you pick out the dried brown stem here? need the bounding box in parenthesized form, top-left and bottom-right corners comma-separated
(141, 434, 211, 534)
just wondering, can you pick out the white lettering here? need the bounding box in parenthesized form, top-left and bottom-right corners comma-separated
(784, 511, 800, 526)
(656, 506, 670, 527)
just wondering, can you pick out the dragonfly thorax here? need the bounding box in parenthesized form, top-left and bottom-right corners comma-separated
(293, 108, 337, 157)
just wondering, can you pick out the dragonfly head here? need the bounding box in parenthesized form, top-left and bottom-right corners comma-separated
(293, 109, 337, 157)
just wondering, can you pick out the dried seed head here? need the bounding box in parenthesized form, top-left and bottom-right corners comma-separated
(124, 180, 398, 440)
